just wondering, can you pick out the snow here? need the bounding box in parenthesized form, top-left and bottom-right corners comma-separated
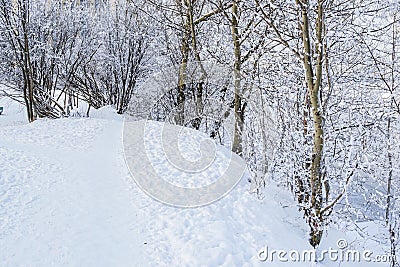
(0, 97, 27, 127)
(0, 98, 390, 266)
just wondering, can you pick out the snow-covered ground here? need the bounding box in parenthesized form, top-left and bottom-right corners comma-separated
(0, 97, 390, 266)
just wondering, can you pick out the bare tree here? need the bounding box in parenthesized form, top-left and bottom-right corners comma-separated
(0, 0, 36, 121)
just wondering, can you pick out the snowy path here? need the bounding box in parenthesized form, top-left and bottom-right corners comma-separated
(2, 104, 378, 267)
(0, 116, 150, 266)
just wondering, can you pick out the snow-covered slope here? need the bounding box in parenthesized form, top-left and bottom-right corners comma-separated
(0, 99, 389, 266)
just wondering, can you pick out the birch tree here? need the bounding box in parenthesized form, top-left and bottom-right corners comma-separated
(254, 0, 378, 247)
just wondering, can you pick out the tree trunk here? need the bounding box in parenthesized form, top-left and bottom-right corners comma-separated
(22, 1, 36, 123)
(176, 1, 190, 126)
(231, 0, 244, 157)
(187, 0, 206, 130)
(298, 0, 325, 248)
